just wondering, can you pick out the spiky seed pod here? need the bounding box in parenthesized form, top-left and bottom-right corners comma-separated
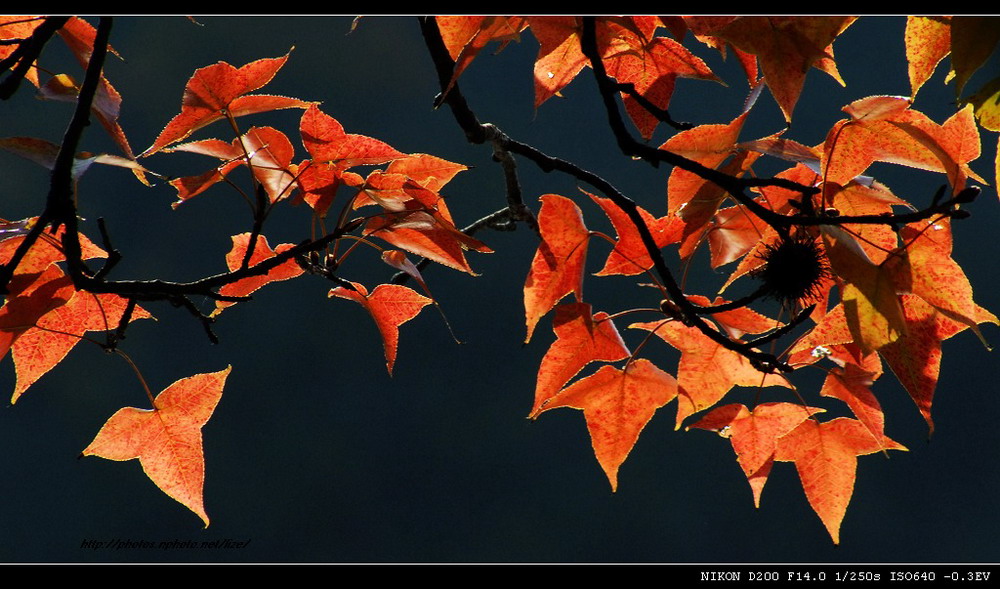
(753, 232, 830, 308)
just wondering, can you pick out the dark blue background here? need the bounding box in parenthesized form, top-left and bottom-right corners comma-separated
(1, 16, 997, 563)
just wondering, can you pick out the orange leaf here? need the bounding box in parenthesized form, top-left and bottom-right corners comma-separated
(589, 191, 682, 277)
(631, 315, 790, 428)
(530, 303, 629, 418)
(538, 359, 677, 491)
(774, 417, 906, 544)
(662, 112, 749, 216)
(363, 183, 490, 275)
(212, 233, 304, 317)
(141, 52, 313, 157)
(82, 366, 232, 527)
(712, 17, 856, 122)
(821, 226, 907, 355)
(528, 16, 587, 108)
(329, 281, 432, 375)
(823, 97, 984, 194)
(600, 17, 720, 138)
(0, 265, 75, 361)
(11, 289, 152, 403)
(690, 402, 824, 507)
(523, 194, 590, 342)
(300, 104, 405, 170)
(879, 294, 997, 435)
(905, 16, 951, 99)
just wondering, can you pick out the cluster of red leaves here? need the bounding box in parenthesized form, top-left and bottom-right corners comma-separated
(440, 16, 1000, 543)
(2, 15, 998, 543)
(1, 19, 490, 524)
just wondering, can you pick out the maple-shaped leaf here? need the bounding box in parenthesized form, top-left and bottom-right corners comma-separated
(300, 104, 405, 170)
(0, 220, 107, 293)
(211, 233, 304, 317)
(82, 366, 232, 527)
(530, 302, 630, 418)
(10, 286, 152, 403)
(329, 281, 431, 375)
(690, 402, 824, 507)
(662, 112, 749, 217)
(523, 194, 590, 342)
(141, 52, 314, 157)
(528, 16, 587, 108)
(819, 363, 888, 449)
(710, 17, 856, 122)
(823, 96, 985, 194)
(774, 417, 906, 544)
(879, 294, 997, 435)
(599, 17, 720, 139)
(537, 359, 677, 491)
(631, 307, 790, 428)
(887, 219, 991, 332)
(589, 191, 682, 277)
(0, 265, 75, 360)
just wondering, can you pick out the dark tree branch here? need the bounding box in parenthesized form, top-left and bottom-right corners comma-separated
(0, 16, 68, 100)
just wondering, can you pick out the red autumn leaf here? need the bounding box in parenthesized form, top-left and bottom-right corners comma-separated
(212, 233, 305, 317)
(677, 151, 761, 261)
(879, 294, 997, 435)
(142, 52, 313, 157)
(10, 287, 152, 403)
(599, 17, 720, 139)
(329, 281, 432, 375)
(537, 359, 677, 491)
(523, 194, 590, 343)
(37, 71, 138, 164)
(703, 205, 765, 269)
(662, 112, 749, 216)
(528, 16, 587, 108)
(711, 17, 856, 122)
(166, 126, 297, 206)
(887, 218, 990, 331)
(823, 96, 985, 194)
(589, 191, 682, 277)
(819, 363, 887, 449)
(384, 153, 468, 194)
(530, 302, 630, 418)
(82, 366, 232, 527)
(631, 309, 790, 428)
(689, 402, 824, 507)
(301, 104, 405, 170)
(292, 159, 360, 217)
(774, 417, 906, 544)
(0, 265, 75, 361)
(362, 179, 491, 275)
